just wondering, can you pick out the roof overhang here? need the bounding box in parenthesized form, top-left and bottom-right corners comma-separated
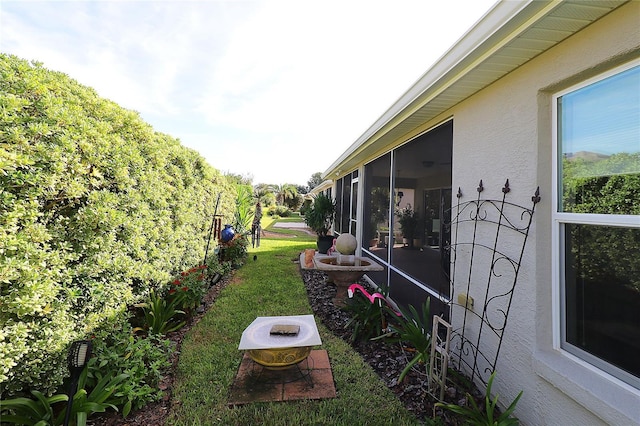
(306, 179, 333, 199)
(323, 0, 628, 179)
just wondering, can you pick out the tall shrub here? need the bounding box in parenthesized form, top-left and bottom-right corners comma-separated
(0, 54, 235, 395)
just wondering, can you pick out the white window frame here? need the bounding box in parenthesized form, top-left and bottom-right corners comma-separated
(551, 59, 640, 389)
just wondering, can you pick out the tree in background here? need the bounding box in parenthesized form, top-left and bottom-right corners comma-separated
(225, 172, 253, 186)
(274, 183, 298, 207)
(296, 184, 308, 195)
(253, 183, 276, 207)
(307, 172, 323, 191)
(284, 193, 303, 211)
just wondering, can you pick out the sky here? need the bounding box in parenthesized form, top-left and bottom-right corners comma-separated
(1, 0, 496, 186)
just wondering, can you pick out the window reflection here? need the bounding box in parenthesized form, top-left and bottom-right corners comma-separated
(556, 62, 640, 386)
(558, 65, 640, 214)
(564, 223, 640, 377)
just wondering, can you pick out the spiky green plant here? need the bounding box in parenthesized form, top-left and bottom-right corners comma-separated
(344, 283, 391, 342)
(435, 371, 523, 425)
(377, 297, 431, 382)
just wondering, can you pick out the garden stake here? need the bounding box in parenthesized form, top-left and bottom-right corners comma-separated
(203, 193, 222, 265)
(251, 202, 262, 248)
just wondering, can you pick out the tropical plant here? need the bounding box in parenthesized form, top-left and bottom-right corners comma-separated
(219, 234, 249, 268)
(253, 183, 277, 207)
(435, 371, 523, 425)
(304, 193, 336, 237)
(274, 183, 298, 206)
(378, 297, 432, 382)
(0, 390, 67, 425)
(344, 283, 391, 342)
(57, 370, 128, 425)
(396, 204, 419, 241)
(136, 291, 186, 335)
(0, 371, 128, 426)
(268, 205, 291, 217)
(233, 184, 255, 235)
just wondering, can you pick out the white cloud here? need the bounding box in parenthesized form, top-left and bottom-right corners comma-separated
(1, 0, 496, 185)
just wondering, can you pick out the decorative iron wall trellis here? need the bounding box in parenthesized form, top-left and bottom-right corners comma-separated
(445, 179, 540, 388)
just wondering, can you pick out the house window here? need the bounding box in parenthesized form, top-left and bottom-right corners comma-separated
(553, 61, 640, 388)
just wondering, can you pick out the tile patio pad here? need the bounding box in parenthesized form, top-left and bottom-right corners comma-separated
(228, 350, 336, 406)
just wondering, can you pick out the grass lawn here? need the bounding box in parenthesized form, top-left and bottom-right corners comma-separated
(166, 217, 422, 425)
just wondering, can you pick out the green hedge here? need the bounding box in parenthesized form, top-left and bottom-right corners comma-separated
(0, 54, 235, 395)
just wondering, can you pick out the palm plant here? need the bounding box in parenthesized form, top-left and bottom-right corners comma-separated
(344, 283, 391, 342)
(304, 193, 335, 237)
(136, 290, 186, 335)
(275, 183, 298, 206)
(234, 184, 254, 235)
(377, 297, 432, 382)
(304, 193, 336, 253)
(435, 371, 523, 425)
(253, 183, 276, 207)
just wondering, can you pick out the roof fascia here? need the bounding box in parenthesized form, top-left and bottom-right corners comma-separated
(322, 0, 564, 179)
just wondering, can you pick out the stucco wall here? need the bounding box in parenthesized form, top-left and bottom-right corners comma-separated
(448, 3, 639, 425)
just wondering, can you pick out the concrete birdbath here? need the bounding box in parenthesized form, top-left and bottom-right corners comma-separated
(238, 315, 322, 370)
(312, 256, 384, 306)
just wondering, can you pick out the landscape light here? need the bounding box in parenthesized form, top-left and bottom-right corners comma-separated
(63, 340, 92, 426)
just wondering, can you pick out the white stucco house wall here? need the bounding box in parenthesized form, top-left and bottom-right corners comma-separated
(320, 1, 639, 424)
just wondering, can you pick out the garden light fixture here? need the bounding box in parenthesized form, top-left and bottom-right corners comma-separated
(63, 340, 92, 426)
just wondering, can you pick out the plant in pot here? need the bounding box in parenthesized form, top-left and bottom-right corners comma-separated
(304, 193, 336, 254)
(396, 204, 419, 248)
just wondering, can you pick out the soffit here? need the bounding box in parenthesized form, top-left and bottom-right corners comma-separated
(324, 0, 627, 179)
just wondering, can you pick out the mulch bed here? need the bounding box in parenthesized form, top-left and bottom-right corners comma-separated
(301, 269, 474, 425)
(92, 254, 478, 425)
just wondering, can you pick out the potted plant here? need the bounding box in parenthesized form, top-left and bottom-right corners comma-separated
(396, 204, 419, 248)
(304, 193, 336, 254)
